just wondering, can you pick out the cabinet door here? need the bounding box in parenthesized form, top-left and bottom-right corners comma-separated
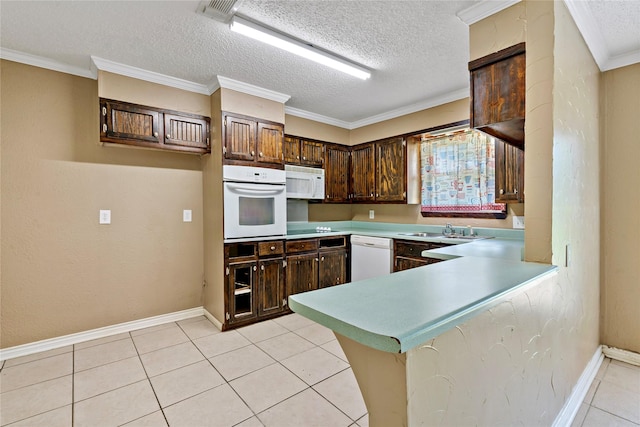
(300, 140, 324, 167)
(258, 258, 286, 316)
(351, 144, 375, 202)
(226, 261, 258, 324)
(164, 113, 210, 152)
(394, 256, 430, 272)
(325, 145, 351, 203)
(493, 53, 526, 124)
(286, 253, 318, 296)
(256, 121, 284, 165)
(224, 114, 256, 161)
(319, 248, 347, 288)
(495, 138, 524, 203)
(376, 138, 406, 202)
(284, 135, 301, 164)
(101, 100, 162, 146)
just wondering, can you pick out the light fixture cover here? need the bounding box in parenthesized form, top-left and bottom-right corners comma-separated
(230, 16, 371, 80)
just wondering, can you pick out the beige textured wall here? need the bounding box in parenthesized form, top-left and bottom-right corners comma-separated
(349, 99, 468, 145)
(284, 115, 350, 145)
(1, 61, 205, 348)
(221, 88, 284, 124)
(601, 63, 640, 353)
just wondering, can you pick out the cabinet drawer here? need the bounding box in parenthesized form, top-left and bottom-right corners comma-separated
(394, 241, 432, 258)
(286, 239, 319, 253)
(258, 241, 284, 256)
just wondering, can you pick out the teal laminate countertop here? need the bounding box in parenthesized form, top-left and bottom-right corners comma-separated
(288, 222, 557, 354)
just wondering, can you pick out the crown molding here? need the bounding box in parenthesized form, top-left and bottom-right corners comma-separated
(284, 106, 352, 129)
(349, 87, 469, 130)
(216, 75, 291, 103)
(90, 56, 211, 95)
(457, 0, 521, 25)
(0, 48, 96, 79)
(564, 0, 640, 72)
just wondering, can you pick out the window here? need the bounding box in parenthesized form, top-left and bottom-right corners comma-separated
(420, 129, 506, 218)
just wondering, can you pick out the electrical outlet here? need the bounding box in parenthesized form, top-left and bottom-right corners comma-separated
(99, 209, 111, 225)
(183, 209, 192, 222)
(369, 210, 375, 219)
(513, 216, 525, 229)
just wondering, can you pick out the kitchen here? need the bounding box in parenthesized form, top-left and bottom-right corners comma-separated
(1, 1, 640, 426)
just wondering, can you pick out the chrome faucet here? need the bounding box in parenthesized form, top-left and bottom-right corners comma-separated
(443, 223, 454, 236)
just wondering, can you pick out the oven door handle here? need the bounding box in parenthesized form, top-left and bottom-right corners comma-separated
(225, 183, 285, 196)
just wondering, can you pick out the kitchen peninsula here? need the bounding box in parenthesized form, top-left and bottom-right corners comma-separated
(288, 223, 557, 426)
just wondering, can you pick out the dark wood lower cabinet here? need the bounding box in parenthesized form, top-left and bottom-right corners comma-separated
(393, 239, 450, 272)
(319, 248, 348, 288)
(258, 257, 285, 316)
(226, 261, 258, 324)
(286, 253, 318, 296)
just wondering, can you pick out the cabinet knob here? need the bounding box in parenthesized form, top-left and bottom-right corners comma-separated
(303, 156, 306, 160)
(514, 189, 518, 194)
(321, 256, 325, 261)
(166, 134, 171, 139)
(370, 193, 374, 197)
(259, 152, 263, 157)
(270, 246, 275, 251)
(253, 266, 257, 271)
(154, 132, 159, 137)
(500, 189, 504, 195)
(296, 155, 300, 159)
(261, 265, 264, 271)
(251, 151, 255, 156)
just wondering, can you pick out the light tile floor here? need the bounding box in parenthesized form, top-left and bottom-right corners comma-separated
(571, 357, 640, 427)
(0, 314, 368, 427)
(2, 314, 639, 427)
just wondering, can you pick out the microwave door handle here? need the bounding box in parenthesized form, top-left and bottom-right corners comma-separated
(226, 183, 285, 196)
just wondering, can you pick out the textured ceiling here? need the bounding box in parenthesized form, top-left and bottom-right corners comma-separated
(1, 1, 638, 127)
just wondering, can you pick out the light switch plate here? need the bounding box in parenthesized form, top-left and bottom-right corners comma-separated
(513, 216, 525, 229)
(99, 210, 111, 225)
(183, 209, 192, 222)
(369, 210, 375, 219)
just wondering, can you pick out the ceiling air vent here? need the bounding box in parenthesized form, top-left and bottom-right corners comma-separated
(197, 0, 244, 23)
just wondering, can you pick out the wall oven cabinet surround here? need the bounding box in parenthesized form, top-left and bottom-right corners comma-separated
(222, 112, 284, 167)
(284, 135, 325, 167)
(100, 98, 211, 154)
(223, 165, 286, 240)
(469, 43, 526, 149)
(285, 165, 325, 200)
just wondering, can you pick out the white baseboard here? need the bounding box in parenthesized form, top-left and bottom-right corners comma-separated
(0, 307, 208, 361)
(203, 309, 224, 330)
(552, 345, 604, 427)
(602, 345, 640, 367)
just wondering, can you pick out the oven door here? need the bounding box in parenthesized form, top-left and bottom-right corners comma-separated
(224, 181, 287, 239)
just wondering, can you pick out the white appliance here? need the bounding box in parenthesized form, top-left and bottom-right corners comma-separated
(223, 165, 287, 240)
(351, 235, 393, 282)
(285, 165, 325, 200)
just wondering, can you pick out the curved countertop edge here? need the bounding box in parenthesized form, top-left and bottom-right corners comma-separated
(288, 256, 558, 354)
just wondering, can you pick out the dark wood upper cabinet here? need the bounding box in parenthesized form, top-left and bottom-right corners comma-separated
(469, 43, 525, 149)
(495, 138, 524, 203)
(351, 143, 376, 202)
(324, 144, 351, 203)
(223, 112, 284, 167)
(100, 98, 210, 154)
(284, 135, 324, 167)
(376, 137, 406, 202)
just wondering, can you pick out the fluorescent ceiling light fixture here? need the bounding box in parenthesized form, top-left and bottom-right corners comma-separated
(230, 16, 371, 80)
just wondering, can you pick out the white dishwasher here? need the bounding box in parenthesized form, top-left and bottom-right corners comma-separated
(351, 235, 393, 282)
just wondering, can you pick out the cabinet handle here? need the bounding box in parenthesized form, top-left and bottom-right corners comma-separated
(102, 106, 107, 116)
(500, 189, 504, 195)
(102, 123, 107, 133)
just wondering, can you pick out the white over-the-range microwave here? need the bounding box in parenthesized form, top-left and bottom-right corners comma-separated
(285, 165, 325, 200)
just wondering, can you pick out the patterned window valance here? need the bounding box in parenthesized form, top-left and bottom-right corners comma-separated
(420, 130, 506, 214)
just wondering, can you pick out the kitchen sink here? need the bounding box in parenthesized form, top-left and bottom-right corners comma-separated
(399, 232, 492, 240)
(398, 232, 444, 238)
